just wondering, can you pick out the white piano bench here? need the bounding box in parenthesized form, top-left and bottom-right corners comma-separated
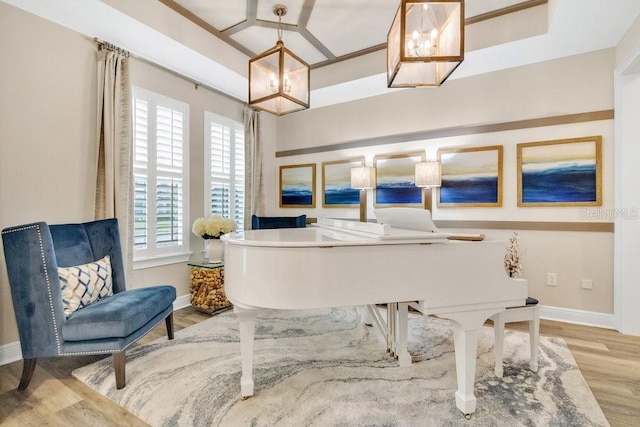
(490, 297, 540, 378)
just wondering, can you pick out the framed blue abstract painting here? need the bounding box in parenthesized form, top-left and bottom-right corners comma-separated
(374, 152, 425, 207)
(279, 163, 316, 208)
(322, 158, 364, 207)
(438, 145, 503, 207)
(518, 136, 602, 207)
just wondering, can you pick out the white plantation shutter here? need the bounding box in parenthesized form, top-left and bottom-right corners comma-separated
(133, 98, 149, 249)
(234, 131, 245, 227)
(133, 87, 189, 263)
(205, 112, 245, 230)
(155, 106, 184, 247)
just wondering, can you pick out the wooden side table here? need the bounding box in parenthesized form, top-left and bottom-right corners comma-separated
(188, 262, 232, 315)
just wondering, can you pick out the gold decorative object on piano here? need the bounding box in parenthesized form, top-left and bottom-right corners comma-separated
(189, 264, 231, 314)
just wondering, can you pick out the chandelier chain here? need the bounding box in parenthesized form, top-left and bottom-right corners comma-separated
(273, 4, 287, 42)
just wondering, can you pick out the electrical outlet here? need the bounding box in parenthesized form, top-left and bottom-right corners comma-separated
(581, 279, 593, 290)
(546, 272, 557, 286)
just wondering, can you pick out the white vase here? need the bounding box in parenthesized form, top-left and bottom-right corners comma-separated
(205, 238, 224, 263)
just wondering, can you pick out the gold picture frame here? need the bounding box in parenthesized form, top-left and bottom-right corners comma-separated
(373, 152, 425, 207)
(517, 136, 602, 207)
(279, 163, 316, 208)
(321, 158, 365, 208)
(438, 145, 503, 207)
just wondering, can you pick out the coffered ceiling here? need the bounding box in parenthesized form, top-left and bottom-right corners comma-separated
(160, 0, 534, 68)
(4, 0, 640, 108)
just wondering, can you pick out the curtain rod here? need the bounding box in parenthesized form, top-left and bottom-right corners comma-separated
(91, 37, 245, 104)
(94, 37, 130, 57)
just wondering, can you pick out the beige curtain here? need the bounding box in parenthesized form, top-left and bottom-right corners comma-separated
(243, 106, 264, 229)
(95, 48, 133, 277)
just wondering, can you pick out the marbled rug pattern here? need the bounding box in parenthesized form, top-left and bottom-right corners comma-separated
(73, 306, 609, 426)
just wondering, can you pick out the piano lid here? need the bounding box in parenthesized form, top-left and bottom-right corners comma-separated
(222, 218, 449, 248)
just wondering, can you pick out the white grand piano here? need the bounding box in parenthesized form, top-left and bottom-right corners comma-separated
(221, 217, 527, 416)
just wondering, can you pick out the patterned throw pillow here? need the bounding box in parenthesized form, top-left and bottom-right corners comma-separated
(58, 255, 113, 317)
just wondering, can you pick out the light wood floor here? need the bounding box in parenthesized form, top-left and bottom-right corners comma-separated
(1, 306, 639, 426)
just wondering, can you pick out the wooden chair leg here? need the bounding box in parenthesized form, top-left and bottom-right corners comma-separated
(113, 351, 126, 389)
(165, 312, 175, 340)
(17, 358, 37, 391)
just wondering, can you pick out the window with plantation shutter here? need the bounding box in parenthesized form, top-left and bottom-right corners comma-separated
(205, 112, 245, 230)
(133, 87, 190, 266)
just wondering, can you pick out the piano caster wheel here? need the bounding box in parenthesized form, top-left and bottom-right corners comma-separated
(464, 414, 472, 420)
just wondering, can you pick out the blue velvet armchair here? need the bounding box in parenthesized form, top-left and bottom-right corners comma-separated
(251, 214, 306, 229)
(1, 218, 176, 390)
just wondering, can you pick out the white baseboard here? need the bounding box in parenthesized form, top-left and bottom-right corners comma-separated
(539, 305, 615, 330)
(0, 300, 615, 367)
(0, 340, 22, 367)
(174, 294, 191, 310)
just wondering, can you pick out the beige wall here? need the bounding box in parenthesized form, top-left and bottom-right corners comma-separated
(276, 49, 614, 152)
(0, 3, 97, 346)
(0, 3, 244, 349)
(266, 49, 616, 315)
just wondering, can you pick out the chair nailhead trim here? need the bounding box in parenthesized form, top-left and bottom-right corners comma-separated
(36, 225, 63, 354)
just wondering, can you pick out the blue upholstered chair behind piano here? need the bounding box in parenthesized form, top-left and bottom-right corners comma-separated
(1, 218, 176, 390)
(251, 214, 306, 229)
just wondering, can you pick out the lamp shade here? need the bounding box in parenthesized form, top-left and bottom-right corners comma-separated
(351, 167, 376, 189)
(415, 161, 441, 188)
(387, 0, 464, 87)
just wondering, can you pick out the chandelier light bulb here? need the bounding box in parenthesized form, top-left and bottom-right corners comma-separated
(387, 0, 465, 88)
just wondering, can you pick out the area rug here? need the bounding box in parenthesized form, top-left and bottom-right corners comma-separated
(73, 306, 609, 426)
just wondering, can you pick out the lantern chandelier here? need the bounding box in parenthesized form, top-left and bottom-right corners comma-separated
(387, 0, 465, 87)
(248, 4, 310, 116)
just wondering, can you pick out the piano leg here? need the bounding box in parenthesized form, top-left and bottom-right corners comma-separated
(364, 305, 373, 327)
(395, 302, 411, 367)
(442, 309, 503, 417)
(492, 313, 505, 378)
(387, 303, 396, 356)
(235, 307, 258, 398)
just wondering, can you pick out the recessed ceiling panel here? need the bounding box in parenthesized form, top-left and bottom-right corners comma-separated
(231, 27, 328, 65)
(256, 0, 303, 26)
(308, 0, 397, 57)
(173, 0, 246, 31)
(465, 0, 524, 18)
